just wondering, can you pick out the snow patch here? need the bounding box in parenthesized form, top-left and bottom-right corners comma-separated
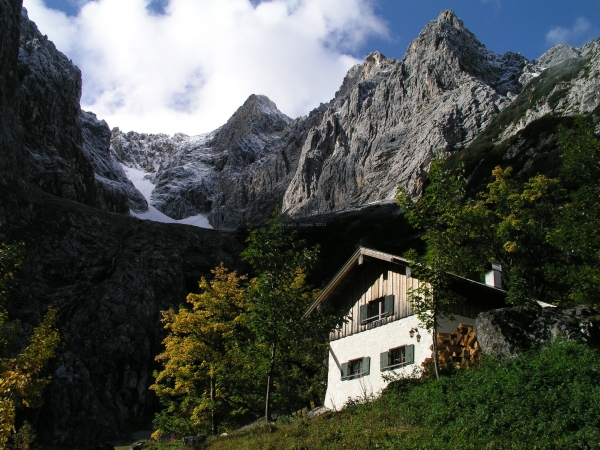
(121, 165, 213, 229)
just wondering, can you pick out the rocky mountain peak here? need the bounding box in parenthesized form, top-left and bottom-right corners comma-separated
(211, 94, 291, 168)
(362, 51, 388, 78)
(365, 51, 386, 63)
(436, 9, 465, 30)
(223, 94, 291, 135)
(405, 9, 525, 96)
(332, 51, 399, 107)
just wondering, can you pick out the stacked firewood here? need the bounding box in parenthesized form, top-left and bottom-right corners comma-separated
(422, 323, 480, 372)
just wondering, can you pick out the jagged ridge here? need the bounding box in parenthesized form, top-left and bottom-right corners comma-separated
(112, 10, 532, 229)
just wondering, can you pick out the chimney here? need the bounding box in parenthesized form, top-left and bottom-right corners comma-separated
(485, 263, 502, 289)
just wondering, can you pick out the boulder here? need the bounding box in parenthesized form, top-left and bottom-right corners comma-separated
(307, 406, 330, 419)
(474, 304, 600, 359)
(182, 436, 207, 448)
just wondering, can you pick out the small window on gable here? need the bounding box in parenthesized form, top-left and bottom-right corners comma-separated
(341, 357, 371, 381)
(380, 344, 414, 371)
(360, 295, 395, 325)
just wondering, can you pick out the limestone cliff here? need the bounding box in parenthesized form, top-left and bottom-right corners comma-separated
(109, 12, 599, 231)
(1, 5, 242, 446)
(281, 10, 525, 217)
(18, 8, 146, 214)
(81, 110, 148, 213)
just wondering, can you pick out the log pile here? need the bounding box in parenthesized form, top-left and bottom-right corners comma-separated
(422, 323, 480, 372)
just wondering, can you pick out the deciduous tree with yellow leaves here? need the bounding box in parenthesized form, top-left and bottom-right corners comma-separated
(150, 264, 251, 438)
(0, 238, 60, 448)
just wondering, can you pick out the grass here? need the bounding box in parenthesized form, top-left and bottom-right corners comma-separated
(130, 341, 600, 449)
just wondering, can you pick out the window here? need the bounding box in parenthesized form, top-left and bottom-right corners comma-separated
(341, 357, 371, 380)
(367, 298, 384, 320)
(380, 345, 414, 371)
(360, 295, 395, 324)
(349, 358, 363, 376)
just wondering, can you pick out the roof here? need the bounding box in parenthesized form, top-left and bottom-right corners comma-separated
(304, 246, 507, 317)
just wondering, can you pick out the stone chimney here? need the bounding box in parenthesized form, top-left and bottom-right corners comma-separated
(485, 263, 502, 289)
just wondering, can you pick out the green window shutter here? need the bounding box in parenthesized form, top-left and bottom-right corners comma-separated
(380, 351, 389, 371)
(359, 304, 368, 324)
(341, 362, 348, 380)
(405, 345, 414, 365)
(363, 357, 370, 376)
(384, 295, 395, 316)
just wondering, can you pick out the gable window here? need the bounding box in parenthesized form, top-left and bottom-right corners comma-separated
(380, 345, 414, 371)
(341, 357, 371, 380)
(360, 295, 395, 325)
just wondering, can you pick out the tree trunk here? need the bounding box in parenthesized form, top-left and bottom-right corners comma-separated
(265, 342, 276, 422)
(432, 297, 440, 381)
(432, 326, 440, 380)
(210, 375, 216, 435)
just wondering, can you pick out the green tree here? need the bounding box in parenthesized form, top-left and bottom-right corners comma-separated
(399, 150, 565, 306)
(550, 117, 600, 305)
(151, 264, 250, 438)
(397, 150, 568, 375)
(397, 152, 468, 380)
(0, 239, 60, 448)
(468, 166, 564, 303)
(241, 212, 327, 421)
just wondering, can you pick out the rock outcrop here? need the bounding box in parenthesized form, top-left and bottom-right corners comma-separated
(17, 8, 97, 206)
(0, 0, 24, 186)
(1, 5, 243, 446)
(81, 110, 148, 213)
(18, 8, 146, 215)
(474, 305, 600, 359)
(503, 38, 600, 139)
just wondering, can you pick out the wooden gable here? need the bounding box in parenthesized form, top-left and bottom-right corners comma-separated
(329, 259, 419, 341)
(306, 247, 508, 342)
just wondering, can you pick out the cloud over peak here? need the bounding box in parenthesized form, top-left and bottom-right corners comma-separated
(546, 16, 596, 47)
(24, 0, 389, 135)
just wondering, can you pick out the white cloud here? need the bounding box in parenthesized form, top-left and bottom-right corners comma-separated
(23, 0, 388, 135)
(546, 16, 596, 47)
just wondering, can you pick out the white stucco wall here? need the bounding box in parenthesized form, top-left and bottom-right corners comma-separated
(324, 313, 473, 410)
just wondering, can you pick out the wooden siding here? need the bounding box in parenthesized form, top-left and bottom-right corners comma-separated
(329, 261, 419, 341)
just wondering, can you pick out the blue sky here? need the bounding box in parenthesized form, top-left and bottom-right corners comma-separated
(362, 0, 600, 60)
(24, 0, 600, 134)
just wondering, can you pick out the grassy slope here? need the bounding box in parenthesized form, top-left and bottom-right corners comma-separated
(203, 341, 600, 450)
(123, 342, 600, 449)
